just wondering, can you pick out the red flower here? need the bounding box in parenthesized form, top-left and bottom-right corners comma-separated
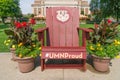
(30, 18, 36, 25)
(94, 23, 98, 29)
(107, 19, 112, 23)
(15, 22, 22, 28)
(21, 22, 27, 27)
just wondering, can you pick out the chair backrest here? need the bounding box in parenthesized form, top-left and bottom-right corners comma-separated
(46, 7, 79, 47)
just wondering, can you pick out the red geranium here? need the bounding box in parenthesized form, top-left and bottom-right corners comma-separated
(15, 22, 22, 28)
(94, 23, 98, 29)
(107, 19, 112, 24)
(21, 22, 27, 27)
(30, 18, 36, 25)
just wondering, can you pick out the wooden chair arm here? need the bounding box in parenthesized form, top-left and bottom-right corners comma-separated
(35, 27, 48, 46)
(77, 27, 93, 32)
(35, 27, 48, 33)
(77, 27, 93, 47)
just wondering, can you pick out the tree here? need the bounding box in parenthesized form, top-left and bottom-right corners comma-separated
(100, 0, 119, 21)
(90, 0, 100, 13)
(90, 0, 102, 22)
(0, 0, 22, 23)
(90, 0, 120, 22)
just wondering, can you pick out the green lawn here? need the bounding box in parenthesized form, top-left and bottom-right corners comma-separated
(0, 24, 10, 52)
(33, 23, 46, 30)
(80, 24, 94, 28)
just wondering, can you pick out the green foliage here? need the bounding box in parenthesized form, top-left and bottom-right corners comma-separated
(90, 0, 100, 12)
(87, 43, 119, 59)
(14, 31, 41, 58)
(87, 19, 120, 59)
(90, 0, 120, 21)
(0, 24, 10, 52)
(23, 14, 34, 19)
(0, 0, 22, 23)
(90, 0, 102, 22)
(4, 25, 34, 45)
(100, 0, 120, 21)
(90, 19, 119, 44)
(0, 23, 45, 52)
(4, 20, 41, 58)
(81, 11, 84, 15)
(15, 40, 41, 58)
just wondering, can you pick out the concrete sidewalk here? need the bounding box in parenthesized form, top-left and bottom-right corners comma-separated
(0, 53, 120, 80)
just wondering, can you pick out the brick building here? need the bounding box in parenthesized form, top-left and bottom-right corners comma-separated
(31, 0, 90, 17)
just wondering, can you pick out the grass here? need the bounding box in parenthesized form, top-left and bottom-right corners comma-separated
(0, 24, 10, 52)
(33, 23, 46, 30)
(80, 24, 94, 28)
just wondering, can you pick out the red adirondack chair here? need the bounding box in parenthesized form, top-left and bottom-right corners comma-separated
(36, 7, 92, 71)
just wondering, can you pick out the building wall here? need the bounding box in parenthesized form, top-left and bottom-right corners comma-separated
(31, 0, 91, 17)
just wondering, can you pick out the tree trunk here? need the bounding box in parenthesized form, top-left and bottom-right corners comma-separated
(117, 16, 119, 22)
(1, 17, 5, 24)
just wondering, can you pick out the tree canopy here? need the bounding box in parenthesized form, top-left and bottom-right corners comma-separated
(90, 0, 120, 21)
(0, 0, 22, 23)
(90, 0, 102, 22)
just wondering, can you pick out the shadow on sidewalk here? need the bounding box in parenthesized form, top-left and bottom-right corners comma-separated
(34, 55, 110, 74)
(35, 56, 41, 68)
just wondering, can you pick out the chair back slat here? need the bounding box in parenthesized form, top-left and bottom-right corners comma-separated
(46, 7, 79, 47)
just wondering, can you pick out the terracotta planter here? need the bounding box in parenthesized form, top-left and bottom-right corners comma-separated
(92, 55, 111, 72)
(16, 57, 35, 73)
(10, 48, 16, 61)
(10, 48, 15, 53)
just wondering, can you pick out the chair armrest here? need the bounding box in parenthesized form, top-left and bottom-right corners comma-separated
(77, 27, 93, 32)
(35, 27, 48, 46)
(35, 27, 48, 33)
(77, 27, 93, 47)
(77, 27, 93, 40)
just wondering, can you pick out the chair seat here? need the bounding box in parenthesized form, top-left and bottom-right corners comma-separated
(41, 47, 86, 59)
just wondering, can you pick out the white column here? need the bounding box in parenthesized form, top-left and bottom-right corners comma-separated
(84, 8, 85, 15)
(37, 8, 39, 16)
(88, 7, 91, 14)
(42, 7, 44, 16)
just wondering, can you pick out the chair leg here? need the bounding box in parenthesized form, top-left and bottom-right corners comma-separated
(82, 59, 86, 71)
(41, 59, 44, 71)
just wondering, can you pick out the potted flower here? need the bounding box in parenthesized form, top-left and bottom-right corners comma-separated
(87, 19, 120, 72)
(4, 19, 41, 73)
(4, 39, 16, 60)
(15, 39, 41, 73)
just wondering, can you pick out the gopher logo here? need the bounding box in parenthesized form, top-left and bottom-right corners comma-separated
(56, 10, 70, 22)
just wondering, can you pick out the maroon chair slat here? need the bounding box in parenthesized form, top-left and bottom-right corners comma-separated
(46, 7, 79, 47)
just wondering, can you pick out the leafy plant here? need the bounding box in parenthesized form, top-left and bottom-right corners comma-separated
(87, 19, 120, 59)
(4, 18, 36, 45)
(4, 19, 41, 58)
(15, 40, 41, 58)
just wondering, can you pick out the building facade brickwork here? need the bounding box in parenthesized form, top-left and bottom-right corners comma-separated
(31, 0, 90, 17)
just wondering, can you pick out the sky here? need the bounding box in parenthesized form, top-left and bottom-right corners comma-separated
(20, 0, 34, 14)
(20, 0, 91, 14)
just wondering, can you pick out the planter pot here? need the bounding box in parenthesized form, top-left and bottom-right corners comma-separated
(16, 57, 35, 73)
(10, 48, 16, 61)
(10, 48, 15, 53)
(92, 55, 111, 72)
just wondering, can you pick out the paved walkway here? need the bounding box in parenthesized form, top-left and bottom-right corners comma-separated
(0, 53, 120, 80)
